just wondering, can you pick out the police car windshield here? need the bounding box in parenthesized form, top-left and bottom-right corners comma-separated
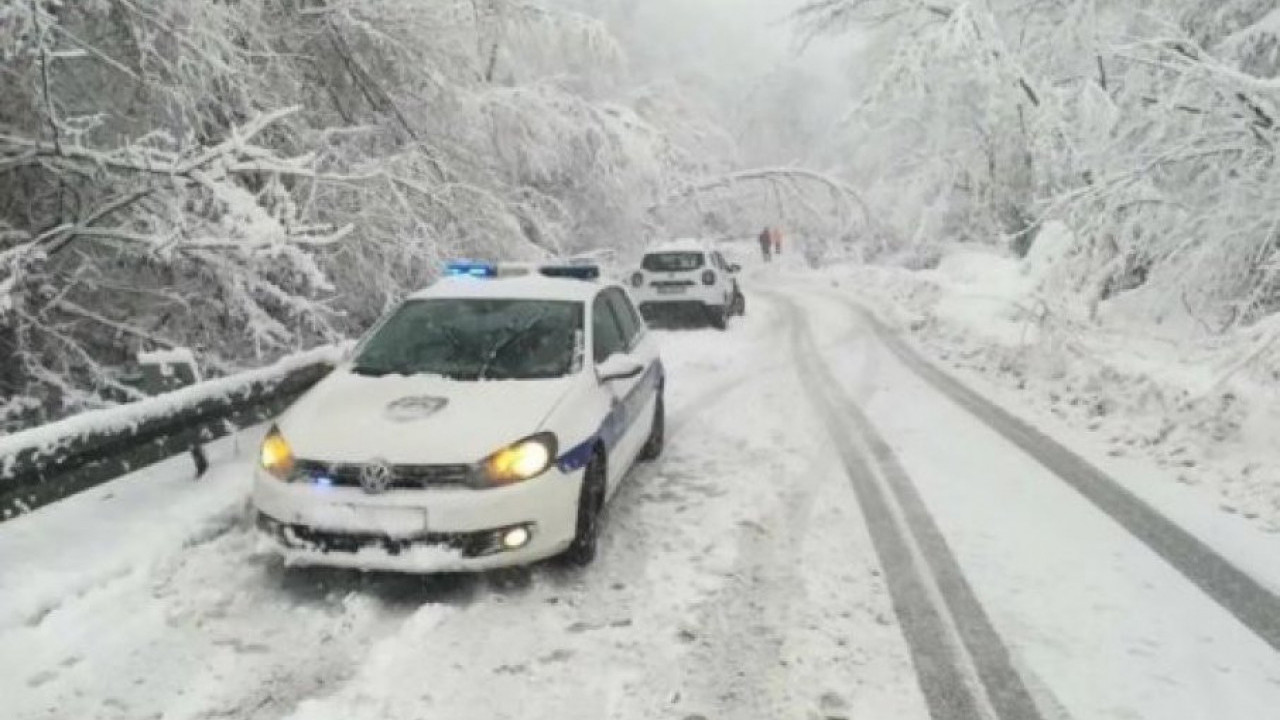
(642, 252, 704, 272)
(352, 299, 583, 380)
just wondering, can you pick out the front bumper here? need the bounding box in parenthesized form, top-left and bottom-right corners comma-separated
(251, 465, 582, 573)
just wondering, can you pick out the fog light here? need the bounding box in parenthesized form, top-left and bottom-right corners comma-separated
(502, 526, 531, 550)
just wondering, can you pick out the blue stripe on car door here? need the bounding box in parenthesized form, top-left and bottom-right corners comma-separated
(554, 360, 662, 473)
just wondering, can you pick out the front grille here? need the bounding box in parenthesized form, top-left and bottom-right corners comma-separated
(651, 279, 695, 287)
(294, 459, 473, 490)
(256, 514, 531, 559)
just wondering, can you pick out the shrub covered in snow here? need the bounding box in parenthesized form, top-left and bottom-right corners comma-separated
(0, 0, 737, 429)
(826, 250, 1280, 532)
(798, 0, 1280, 345)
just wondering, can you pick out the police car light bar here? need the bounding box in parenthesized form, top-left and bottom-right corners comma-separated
(445, 260, 498, 278)
(539, 264, 601, 281)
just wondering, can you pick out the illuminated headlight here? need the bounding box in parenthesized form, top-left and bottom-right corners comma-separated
(260, 426, 295, 481)
(476, 433, 558, 487)
(502, 526, 531, 549)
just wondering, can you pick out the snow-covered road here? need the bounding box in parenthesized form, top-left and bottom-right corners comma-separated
(4, 270, 1280, 720)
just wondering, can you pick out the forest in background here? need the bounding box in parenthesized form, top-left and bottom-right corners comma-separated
(0, 0, 871, 430)
(7, 0, 1280, 429)
(0, 0, 746, 429)
(801, 0, 1280, 349)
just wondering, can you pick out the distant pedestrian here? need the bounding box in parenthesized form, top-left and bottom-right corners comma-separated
(758, 227, 772, 262)
(771, 227, 783, 255)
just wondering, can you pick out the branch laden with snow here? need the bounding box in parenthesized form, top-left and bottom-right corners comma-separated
(801, 0, 1280, 348)
(0, 0, 728, 429)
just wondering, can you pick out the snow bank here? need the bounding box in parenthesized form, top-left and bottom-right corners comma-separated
(0, 344, 349, 482)
(0, 428, 262, 634)
(819, 249, 1280, 532)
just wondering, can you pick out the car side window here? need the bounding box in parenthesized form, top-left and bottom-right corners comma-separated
(592, 293, 627, 363)
(605, 288, 642, 348)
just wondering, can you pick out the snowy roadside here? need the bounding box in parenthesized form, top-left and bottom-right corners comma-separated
(0, 427, 264, 636)
(806, 243, 1280, 534)
(781, 288, 1280, 720)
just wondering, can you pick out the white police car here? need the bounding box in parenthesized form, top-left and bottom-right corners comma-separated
(629, 239, 744, 329)
(253, 261, 663, 572)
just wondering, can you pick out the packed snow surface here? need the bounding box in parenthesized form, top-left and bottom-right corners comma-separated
(4, 256, 1280, 720)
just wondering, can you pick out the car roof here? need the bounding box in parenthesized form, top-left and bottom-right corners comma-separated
(407, 275, 611, 303)
(648, 238, 713, 253)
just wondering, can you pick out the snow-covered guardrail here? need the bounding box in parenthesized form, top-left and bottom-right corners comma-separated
(0, 345, 349, 522)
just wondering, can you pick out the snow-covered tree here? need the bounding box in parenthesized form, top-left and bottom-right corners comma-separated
(799, 0, 1280, 336)
(0, 0, 728, 429)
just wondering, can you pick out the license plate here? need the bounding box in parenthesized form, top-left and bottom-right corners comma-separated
(657, 286, 685, 295)
(298, 504, 428, 537)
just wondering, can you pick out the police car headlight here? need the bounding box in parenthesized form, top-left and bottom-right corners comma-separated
(260, 426, 295, 481)
(477, 433, 558, 487)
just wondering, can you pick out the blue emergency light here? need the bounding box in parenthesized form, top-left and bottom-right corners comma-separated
(445, 260, 498, 278)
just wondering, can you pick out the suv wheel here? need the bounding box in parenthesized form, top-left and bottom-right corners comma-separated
(707, 305, 728, 330)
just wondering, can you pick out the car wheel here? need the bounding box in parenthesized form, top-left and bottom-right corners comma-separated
(638, 392, 665, 462)
(558, 450, 606, 567)
(707, 305, 728, 330)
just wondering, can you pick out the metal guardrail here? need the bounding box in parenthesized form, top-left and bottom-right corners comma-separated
(0, 361, 335, 522)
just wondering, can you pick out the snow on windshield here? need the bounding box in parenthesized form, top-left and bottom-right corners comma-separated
(353, 299, 583, 381)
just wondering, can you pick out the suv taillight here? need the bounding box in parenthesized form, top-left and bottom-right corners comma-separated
(701, 270, 716, 286)
(631, 271, 645, 288)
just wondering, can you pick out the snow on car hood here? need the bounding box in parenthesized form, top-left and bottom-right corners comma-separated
(277, 368, 575, 465)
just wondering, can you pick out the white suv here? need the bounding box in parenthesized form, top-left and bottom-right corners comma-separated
(629, 241, 745, 329)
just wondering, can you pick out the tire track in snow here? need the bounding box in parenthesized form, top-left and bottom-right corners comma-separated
(829, 291, 1280, 655)
(261, 292, 900, 720)
(666, 370, 825, 716)
(617, 292, 924, 719)
(664, 289, 868, 437)
(775, 292, 1047, 720)
(664, 287, 791, 433)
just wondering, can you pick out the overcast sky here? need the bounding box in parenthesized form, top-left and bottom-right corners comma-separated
(560, 0, 857, 165)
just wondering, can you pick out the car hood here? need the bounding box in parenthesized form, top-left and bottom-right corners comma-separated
(278, 368, 576, 465)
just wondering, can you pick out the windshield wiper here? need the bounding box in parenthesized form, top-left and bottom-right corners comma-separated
(351, 362, 414, 377)
(477, 312, 548, 380)
(351, 364, 390, 377)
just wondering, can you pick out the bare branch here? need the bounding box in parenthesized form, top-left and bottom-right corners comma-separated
(29, 0, 61, 154)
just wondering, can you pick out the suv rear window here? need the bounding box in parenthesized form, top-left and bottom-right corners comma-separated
(642, 252, 705, 272)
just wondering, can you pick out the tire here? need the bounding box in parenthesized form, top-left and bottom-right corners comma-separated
(558, 450, 606, 567)
(707, 305, 728, 330)
(638, 393, 665, 462)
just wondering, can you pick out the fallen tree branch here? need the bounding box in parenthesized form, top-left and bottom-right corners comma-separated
(650, 166, 875, 232)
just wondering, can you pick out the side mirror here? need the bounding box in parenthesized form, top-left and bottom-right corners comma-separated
(596, 354, 644, 383)
(728, 263, 741, 273)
